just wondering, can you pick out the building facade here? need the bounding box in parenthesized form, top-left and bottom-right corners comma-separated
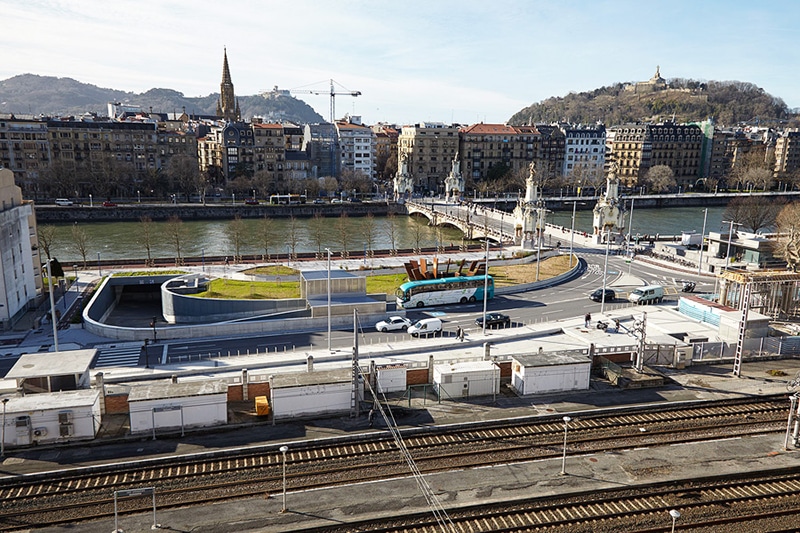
(336, 115, 376, 178)
(397, 122, 460, 192)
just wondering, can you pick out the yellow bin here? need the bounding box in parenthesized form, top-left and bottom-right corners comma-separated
(255, 396, 270, 416)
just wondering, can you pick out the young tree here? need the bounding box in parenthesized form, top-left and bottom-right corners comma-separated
(774, 201, 800, 271)
(723, 196, 781, 233)
(287, 215, 301, 261)
(165, 215, 188, 265)
(138, 216, 156, 266)
(642, 165, 677, 193)
(409, 216, 426, 254)
(166, 153, 201, 201)
(37, 224, 57, 262)
(226, 215, 247, 262)
(257, 215, 276, 261)
(71, 222, 90, 268)
(335, 212, 350, 258)
(308, 213, 327, 258)
(385, 211, 399, 256)
(361, 212, 377, 263)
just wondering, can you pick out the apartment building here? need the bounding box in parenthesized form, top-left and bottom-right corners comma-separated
(458, 123, 528, 184)
(774, 129, 800, 181)
(560, 123, 606, 182)
(336, 115, 376, 178)
(608, 122, 702, 189)
(397, 122, 460, 192)
(0, 115, 50, 196)
(252, 121, 286, 175)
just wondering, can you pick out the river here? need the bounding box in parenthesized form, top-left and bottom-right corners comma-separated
(44, 206, 729, 263)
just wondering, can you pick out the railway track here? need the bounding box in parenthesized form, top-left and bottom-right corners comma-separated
(0, 395, 791, 530)
(303, 470, 800, 532)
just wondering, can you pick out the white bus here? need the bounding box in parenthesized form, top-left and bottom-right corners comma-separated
(396, 275, 494, 309)
(269, 194, 306, 205)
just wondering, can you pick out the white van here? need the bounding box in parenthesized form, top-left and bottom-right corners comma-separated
(408, 317, 443, 337)
(55, 198, 74, 206)
(628, 285, 664, 305)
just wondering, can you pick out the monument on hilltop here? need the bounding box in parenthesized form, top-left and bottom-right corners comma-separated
(592, 161, 626, 244)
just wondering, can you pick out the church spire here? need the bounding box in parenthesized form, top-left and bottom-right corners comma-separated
(217, 47, 240, 122)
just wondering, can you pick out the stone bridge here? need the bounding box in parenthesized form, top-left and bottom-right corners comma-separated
(405, 200, 517, 244)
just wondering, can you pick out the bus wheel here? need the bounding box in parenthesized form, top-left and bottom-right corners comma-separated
(468, 296, 476, 303)
(460, 297, 468, 304)
(416, 301, 425, 308)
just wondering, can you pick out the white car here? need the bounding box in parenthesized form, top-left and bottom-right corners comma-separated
(375, 316, 412, 333)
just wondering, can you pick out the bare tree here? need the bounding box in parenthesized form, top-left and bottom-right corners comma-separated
(642, 165, 677, 193)
(138, 216, 156, 266)
(361, 212, 377, 264)
(287, 215, 301, 261)
(409, 216, 426, 254)
(335, 212, 350, 258)
(37, 224, 57, 262)
(166, 153, 202, 201)
(308, 213, 327, 258)
(71, 222, 90, 269)
(226, 215, 247, 262)
(165, 215, 188, 266)
(723, 196, 781, 233)
(740, 167, 774, 191)
(257, 215, 276, 261)
(385, 211, 399, 256)
(774, 202, 800, 271)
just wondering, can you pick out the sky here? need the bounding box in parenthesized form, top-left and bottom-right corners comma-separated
(2, 0, 799, 125)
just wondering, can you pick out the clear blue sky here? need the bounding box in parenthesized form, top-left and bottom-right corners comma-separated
(2, 0, 798, 125)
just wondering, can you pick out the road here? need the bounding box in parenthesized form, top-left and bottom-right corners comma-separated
(154, 249, 712, 365)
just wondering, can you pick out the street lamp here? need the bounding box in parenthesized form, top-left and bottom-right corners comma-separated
(601, 227, 611, 314)
(1, 398, 9, 458)
(150, 316, 158, 343)
(325, 248, 332, 352)
(569, 201, 576, 269)
(137, 189, 141, 203)
(669, 509, 681, 532)
(697, 208, 708, 275)
(560, 415, 571, 475)
(89, 193, 93, 207)
(73, 265, 78, 293)
(279, 445, 289, 512)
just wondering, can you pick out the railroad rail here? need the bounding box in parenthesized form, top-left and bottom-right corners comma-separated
(0, 395, 791, 530)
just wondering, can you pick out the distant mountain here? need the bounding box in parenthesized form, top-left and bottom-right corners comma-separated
(0, 74, 325, 124)
(509, 78, 799, 128)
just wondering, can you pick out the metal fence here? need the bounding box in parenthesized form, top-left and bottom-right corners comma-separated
(692, 336, 800, 362)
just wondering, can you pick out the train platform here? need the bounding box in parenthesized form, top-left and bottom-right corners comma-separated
(6, 358, 799, 533)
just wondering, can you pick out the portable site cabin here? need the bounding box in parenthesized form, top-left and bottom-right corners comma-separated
(127, 379, 228, 435)
(0, 389, 102, 448)
(269, 368, 362, 420)
(433, 360, 499, 400)
(511, 352, 591, 395)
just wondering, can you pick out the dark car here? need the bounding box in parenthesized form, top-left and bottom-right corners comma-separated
(475, 312, 511, 328)
(347, 197, 362, 203)
(590, 288, 616, 302)
(102, 201, 116, 207)
(244, 198, 260, 205)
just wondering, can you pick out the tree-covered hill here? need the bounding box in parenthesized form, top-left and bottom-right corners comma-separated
(0, 74, 324, 124)
(508, 79, 799, 127)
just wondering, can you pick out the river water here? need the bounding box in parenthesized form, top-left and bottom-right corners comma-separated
(44, 206, 729, 263)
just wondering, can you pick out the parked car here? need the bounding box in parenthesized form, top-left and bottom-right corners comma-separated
(312, 198, 325, 204)
(54, 198, 74, 206)
(475, 312, 511, 328)
(408, 317, 443, 337)
(374, 316, 412, 333)
(102, 201, 117, 207)
(331, 198, 344, 204)
(589, 288, 616, 302)
(347, 197, 362, 203)
(244, 198, 259, 205)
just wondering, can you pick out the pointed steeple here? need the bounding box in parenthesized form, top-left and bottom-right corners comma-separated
(217, 47, 240, 122)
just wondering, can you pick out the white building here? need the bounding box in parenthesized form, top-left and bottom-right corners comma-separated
(1, 389, 101, 447)
(336, 115, 376, 178)
(560, 124, 606, 181)
(269, 368, 362, 420)
(127, 378, 229, 435)
(511, 352, 591, 395)
(0, 167, 40, 330)
(433, 360, 499, 400)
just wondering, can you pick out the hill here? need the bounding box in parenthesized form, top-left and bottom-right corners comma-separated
(508, 79, 799, 127)
(0, 74, 325, 124)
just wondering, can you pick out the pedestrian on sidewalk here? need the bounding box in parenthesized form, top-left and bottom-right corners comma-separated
(368, 408, 375, 428)
(584, 313, 591, 328)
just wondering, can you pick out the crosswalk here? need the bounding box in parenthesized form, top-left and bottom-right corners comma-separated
(93, 344, 142, 368)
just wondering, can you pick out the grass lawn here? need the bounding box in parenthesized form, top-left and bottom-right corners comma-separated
(191, 255, 576, 299)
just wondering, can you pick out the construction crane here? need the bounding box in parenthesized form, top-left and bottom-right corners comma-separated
(288, 79, 361, 177)
(290, 79, 361, 126)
